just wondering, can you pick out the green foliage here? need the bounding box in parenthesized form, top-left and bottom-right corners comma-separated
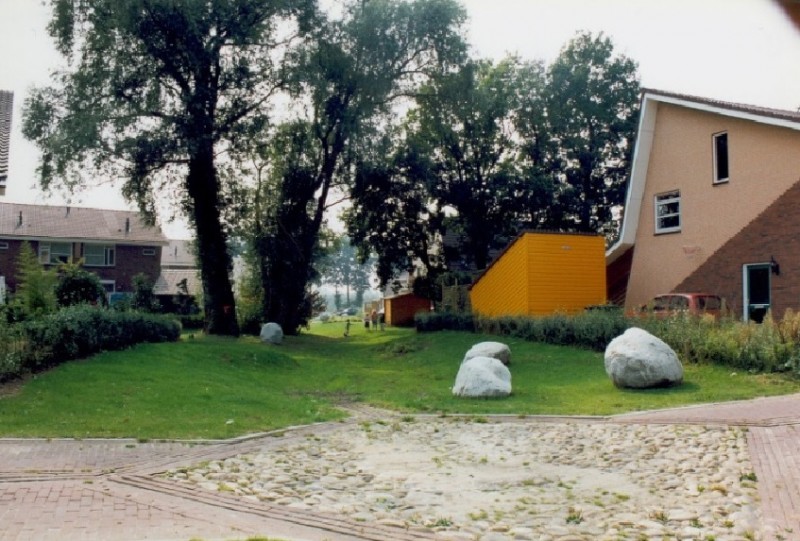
(637, 311, 800, 374)
(0, 318, 24, 382)
(54, 261, 106, 307)
(415, 311, 475, 333)
(14, 242, 57, 319)
(1, 326, 798, 438)
(17, 305, 180, 374)
(130, 273, 160, 313)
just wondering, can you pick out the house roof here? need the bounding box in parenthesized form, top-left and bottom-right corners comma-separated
(606, 89, 800, 264)
(153, 268, 201, 296)
(0, 201, 168, 245)
(161, 239, 196, 268)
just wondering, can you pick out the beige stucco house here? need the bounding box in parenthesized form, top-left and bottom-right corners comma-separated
(607, 89, 800, 322)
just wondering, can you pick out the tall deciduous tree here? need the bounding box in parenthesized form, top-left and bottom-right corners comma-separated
(22, 0, 315, 335)
(248, 0, 466, 333)
(530, 31, 640, 235)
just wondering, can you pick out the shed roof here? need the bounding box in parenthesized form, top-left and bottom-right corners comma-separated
(0, 202, 167, 245)
(153, 269, 201, 296)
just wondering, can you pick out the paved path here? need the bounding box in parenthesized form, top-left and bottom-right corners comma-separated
(1, 396, 799, 541)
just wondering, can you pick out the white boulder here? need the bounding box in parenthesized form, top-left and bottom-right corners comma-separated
(260, 322, 284, 345)
(453, 356, 512, 398)
(604, 327, 683, 388)
(464, 341, 511, 366)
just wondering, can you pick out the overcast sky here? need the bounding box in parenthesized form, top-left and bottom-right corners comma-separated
(1, 0, 798, 237)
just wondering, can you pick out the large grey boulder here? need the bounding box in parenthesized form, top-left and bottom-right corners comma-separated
(260, 322, 284, 345)
(604, 327, 683, 388)
(464, 341, 511, 366)
(453, 356, 512, 398)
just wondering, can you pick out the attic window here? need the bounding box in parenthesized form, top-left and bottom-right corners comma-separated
(654, 191, 681, 234)
(713, 132, 729, 184)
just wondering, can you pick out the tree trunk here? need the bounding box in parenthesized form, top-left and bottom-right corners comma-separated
(187, 142, 240, 336)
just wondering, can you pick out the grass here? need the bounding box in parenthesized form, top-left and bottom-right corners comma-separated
(0, 320, 798, 439)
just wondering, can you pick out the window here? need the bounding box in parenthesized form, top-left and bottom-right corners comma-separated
(654, 191, 681, 234)
(713, 132, 729, 183)
(0, 241, 8, 250)
(39, 242, 72, 264)
(84, 244, 115, 266)
(142, 248, 156, 256)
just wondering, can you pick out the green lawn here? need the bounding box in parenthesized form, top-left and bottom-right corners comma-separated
(1, 320, 798, 439)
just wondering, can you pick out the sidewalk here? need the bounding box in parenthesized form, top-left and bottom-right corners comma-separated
(1, 396, 799, 541)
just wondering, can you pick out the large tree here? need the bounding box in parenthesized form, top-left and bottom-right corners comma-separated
(247, 0, 466, 333)
(527, 31, 640, 235)
(22, 0, 315, 335)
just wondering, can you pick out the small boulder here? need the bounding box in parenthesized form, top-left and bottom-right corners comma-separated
(464, 341, 511, 366)
(260, 322, 284, 345)
(604, 327, 683, 388)
(453, 356, 512, 398)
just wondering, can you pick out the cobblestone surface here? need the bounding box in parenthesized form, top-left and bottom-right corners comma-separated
(0, 395, 799, 541)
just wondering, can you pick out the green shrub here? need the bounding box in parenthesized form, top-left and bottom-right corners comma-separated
(415, 311, 475, 332)
(0, 319, 24, 382)
(55, 263, 107, 307)
(17, 305, 181, 373)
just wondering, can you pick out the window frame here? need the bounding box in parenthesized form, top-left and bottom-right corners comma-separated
(0, 241, 8, 250)
(83, 244, 116, 267)
(142, 248, 156, 256)
(654, 190, 681, 234)
(39, 242, 72, 265)
(713, 131, 729, 184)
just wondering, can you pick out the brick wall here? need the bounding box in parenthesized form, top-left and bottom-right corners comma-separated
(85, 245, 162, 292)
(0, 240, 162, 294)
(675, 180, 800, 319)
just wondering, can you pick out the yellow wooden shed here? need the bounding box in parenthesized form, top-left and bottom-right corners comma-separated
(469, 231, 607, 317)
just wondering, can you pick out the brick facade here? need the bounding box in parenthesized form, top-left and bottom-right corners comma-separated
(0, 239, 162, 294)
(675, 180, 800, 319)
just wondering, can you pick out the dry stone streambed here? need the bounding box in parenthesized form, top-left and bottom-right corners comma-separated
(163, 418, 763, 540)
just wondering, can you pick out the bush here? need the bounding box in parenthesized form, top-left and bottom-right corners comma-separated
(55, 263, 107, 307)
(15, 305, 181, 374)
(637, 311, 800, 374)
(415, 311, 475, 332)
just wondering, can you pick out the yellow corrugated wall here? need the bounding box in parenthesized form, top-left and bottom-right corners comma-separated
(470, 232, 607, 317)
(526, 233, 606, 315)
(469, 235, 529, 317)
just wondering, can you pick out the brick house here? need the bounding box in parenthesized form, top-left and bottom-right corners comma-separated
(0, 202, 168, 298)
(606, 89, 800, 321)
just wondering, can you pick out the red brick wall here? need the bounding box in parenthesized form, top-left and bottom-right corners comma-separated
(675, 180, 800, 319)
(83, 245, 162, 292)
(0, 240, 162, 294)
(0, 239, 26, 291)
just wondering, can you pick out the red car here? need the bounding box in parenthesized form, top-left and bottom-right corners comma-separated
(638, 293, 724, 319)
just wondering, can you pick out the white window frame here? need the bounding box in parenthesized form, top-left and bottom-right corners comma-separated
(654, 191, 681, 234)
(39, 242, 72, 265)
(713, 131, 729, 184)
(99, 280, 116, 293)
(84, 244, 116, 267)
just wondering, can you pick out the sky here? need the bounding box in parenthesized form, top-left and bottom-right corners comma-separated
(1, 0, 799, 238)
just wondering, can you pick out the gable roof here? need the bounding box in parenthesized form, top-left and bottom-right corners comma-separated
(606, 89, 800, 264)
(0, 202, 168, 245)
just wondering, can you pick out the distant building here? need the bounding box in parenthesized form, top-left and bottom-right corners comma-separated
(153, 239, 201, 312)
(0, 90, 12, 196)
(0, 201, 167, 296)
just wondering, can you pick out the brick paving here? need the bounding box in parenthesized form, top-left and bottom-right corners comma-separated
(1, 396, 799, 541)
